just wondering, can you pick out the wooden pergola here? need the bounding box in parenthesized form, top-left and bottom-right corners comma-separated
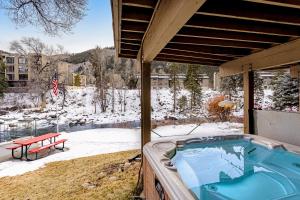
(111, 0, 300, 147)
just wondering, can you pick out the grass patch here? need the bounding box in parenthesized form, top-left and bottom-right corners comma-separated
(0, 150, 141, 200)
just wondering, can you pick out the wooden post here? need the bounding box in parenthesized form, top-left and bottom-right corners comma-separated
(243, 65, 254, 134)
(141, 61, 151, 149)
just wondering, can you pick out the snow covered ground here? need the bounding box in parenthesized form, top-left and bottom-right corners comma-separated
(0, 87, 222, 128)
(0, 122, 243, 177)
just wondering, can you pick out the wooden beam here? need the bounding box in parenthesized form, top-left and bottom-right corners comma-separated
(199, 0, 300, 26)
(122, 21, 148, 32)
(219, 38, 300, 76)
(160, 50, 233, 62)
(111, 0, 122, 56)
(243, 66, 254, 134)
(122, 0, 157, 9)
(119, 53, 136, 58)
(121, 31, 143, 40)
(120, 49, 138, 54)
(139, 0, 207, 62)
(121, 43, 141, 51)
(165, 43, 251, 56)
(187, 14, 300, 36)
(141, 61, 151, 148)
(155, 57, 219, 66)
(121, 38, 141, 44)
(159, 52, 227, 62)
(121, 40, 141, 46)
(245, 0, 300, 9)
(156, 54, 223, 65)
(290, 65, 300, 78)
(160, 49, 235, 61)
(170, 36, 270, 49)
(122, 5, 153, 23)
(178, 27, 289, 44)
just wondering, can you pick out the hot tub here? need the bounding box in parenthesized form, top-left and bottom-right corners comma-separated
(143, 134, 300, 200)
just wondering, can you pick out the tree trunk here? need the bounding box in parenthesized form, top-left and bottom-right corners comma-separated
(173, 74, 176, 113)
(123, 88, 126, 112)
(40, 93, 46, 110)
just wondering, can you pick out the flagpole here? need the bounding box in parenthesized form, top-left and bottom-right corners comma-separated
(53, 69, 59, 134)
(56, 94, 59, 133)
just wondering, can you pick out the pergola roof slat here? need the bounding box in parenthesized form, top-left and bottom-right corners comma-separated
(112, 0, 300, 68)
(121, 31, 143, 40)
(170, 36, 271, 49)
(187, 14, 300, 37)
(200, 0, 300, 26)
(160, 49, 235, 61)
(155, 57, 219, 66)
(177, 27, 289, 44)
(158, 52, 229, 62)
(165, 43, 251, 56)
(122, 0, 157, 9)
(121, 21, 148, 32)
(122, 5, 153, 22)
(245, 0, 300, 9)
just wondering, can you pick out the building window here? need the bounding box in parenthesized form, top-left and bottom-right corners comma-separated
(19, 74, 28, 80)
(6, 57, 14, 64)
(19, 65, 28, 73)
(18, 57, 26, 64)
(7, 66, 14, 73)
(7, 74, 15, 81)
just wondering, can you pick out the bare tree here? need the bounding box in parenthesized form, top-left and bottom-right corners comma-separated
(117, 89, 123, 112)
(90, 47, 109, 113)
(168, 63, 180, 113)
(1, 0, 87, 35)
(10, 37, 66, 109)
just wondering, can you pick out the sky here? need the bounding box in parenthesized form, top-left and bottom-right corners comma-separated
(0, 0, 114, 53)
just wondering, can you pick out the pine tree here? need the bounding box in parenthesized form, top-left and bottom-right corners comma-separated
(0, 59, 8, 98)
(254, 72, 264, 109)
(184, 64, 202, 110)
(178, 95, 188, 113)
(272, 72, 299, 111)
(74, 74, 81, 86)
(220, 74, 243, 100)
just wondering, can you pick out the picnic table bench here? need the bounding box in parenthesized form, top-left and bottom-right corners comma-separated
(5, 133, 67, 161)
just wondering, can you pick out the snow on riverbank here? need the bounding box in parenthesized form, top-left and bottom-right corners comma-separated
(0, 87, 222, 128)
(0, 122, 243, 177)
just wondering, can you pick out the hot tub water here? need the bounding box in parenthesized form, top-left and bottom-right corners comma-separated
(172, 139, 300, 200)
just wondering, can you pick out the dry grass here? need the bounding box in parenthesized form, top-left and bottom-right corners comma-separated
(0, 150, 141, 200)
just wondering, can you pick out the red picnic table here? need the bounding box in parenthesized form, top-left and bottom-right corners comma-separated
(6, 133, 67, 161)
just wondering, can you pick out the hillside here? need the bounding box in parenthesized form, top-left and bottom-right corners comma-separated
(65, 47, 115, 64)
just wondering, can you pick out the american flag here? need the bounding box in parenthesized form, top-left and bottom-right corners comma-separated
(52, 72, 58, 96)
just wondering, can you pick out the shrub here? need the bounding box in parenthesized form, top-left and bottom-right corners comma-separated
(207, 96, 233, 121)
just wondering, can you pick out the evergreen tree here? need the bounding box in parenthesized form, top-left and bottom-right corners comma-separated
(178, 95, 188, 113)
(220, 74, 243, 100)
(184, 64, 202, 110)
(74, 74, 81, 86)
(272, 72, 298, 111)
(254, 72, 264, 109)
(0, 59, 8, 98)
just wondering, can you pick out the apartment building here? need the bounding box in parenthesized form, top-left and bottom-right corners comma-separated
(137, 73, 211, 89)
(2, 53, 30, 88)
